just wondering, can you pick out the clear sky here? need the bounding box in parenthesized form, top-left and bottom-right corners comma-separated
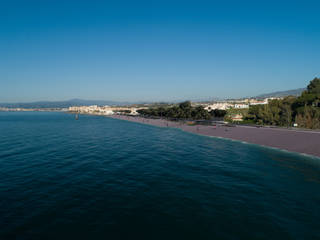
(1, 0, 319, 102)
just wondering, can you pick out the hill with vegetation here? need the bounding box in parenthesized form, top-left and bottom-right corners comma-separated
(255, 88, 305, 99)
(246, 78, 320, 129)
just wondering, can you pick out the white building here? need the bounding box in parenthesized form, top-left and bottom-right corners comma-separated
(204, 102, 233, 110)
(68, 105, 114, 115)
(234, 104, 249, 109)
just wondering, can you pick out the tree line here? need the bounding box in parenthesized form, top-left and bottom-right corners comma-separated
(246, 78, 320, 129)
(136, 78, 320, 129)
(137, 101, 226, 120)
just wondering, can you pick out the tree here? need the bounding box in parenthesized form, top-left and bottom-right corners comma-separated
(246, 77, 320, 129)
(137, 101, 211, 120)
(210, 109, 227, 118)
(307, 77, 320, 95)
(179, 101, 192, 110)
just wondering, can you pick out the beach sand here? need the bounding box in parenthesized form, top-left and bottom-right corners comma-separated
(110, 115, 320, 158)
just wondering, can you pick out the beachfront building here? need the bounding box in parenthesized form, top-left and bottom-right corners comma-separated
(99, 106, 114, 115)
(248, 97, 284, 105)
(249, 99, 268, 105)
(204, 102, 249, 110)
(68, 105, 145, 115)
(234, 103, 249, 109)
(204, 102, 233, 111)
(112, 107, 146, 115)
(68, 105, 114, 115)
(231, 114, 243, 121)
(203, 99, 270, 111)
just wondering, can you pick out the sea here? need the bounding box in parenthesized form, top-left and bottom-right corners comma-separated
(0, 112, 319, 240)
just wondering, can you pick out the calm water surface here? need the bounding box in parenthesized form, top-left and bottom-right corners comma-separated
(0, 112, 319, 239)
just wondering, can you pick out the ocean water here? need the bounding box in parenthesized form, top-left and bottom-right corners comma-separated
(0, 112, 319, 240)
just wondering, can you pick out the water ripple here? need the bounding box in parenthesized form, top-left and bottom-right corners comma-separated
(0, 112, 319, 240)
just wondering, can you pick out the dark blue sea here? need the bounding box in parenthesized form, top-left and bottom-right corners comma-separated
(0, 112, 319, 240)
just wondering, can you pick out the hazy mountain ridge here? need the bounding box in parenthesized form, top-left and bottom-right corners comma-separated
(0, 99, 130, 108)
(255, 88, 305, 99)
(0, 88, 306, 108)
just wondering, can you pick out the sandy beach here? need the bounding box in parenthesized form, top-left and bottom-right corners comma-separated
(110, 115, 320, 158)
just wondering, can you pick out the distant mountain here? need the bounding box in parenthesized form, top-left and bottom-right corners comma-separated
(255, 88, 305, 99)
(0, 89, 307, 108)
(0, 99, 131, 109)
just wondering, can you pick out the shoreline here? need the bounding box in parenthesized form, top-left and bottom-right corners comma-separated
(109, 115, 320, 158)
(2, 111, 320, 158)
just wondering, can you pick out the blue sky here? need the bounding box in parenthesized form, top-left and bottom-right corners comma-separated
(1, 0, 319, 102)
